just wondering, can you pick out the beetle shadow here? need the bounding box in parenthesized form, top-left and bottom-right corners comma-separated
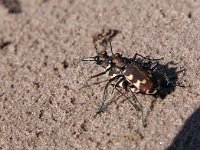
(151, 61, 185, 99)
(167, 107, 200, 150)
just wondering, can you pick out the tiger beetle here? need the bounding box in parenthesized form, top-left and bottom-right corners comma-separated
(82, 40, 184, 127)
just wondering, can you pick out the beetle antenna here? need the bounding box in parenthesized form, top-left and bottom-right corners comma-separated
(109, 40, 114, 56)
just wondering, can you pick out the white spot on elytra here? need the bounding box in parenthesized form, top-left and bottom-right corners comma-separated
(134, 79, 147, 89)
(126, 74, 134, 81)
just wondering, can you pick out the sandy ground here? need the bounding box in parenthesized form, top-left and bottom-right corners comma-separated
(0, 0, 200, 149)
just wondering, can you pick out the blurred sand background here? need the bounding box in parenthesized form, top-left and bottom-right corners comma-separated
(0, 0, 200, 149)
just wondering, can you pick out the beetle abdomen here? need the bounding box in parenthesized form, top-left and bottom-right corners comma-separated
(124, 64, 157, 94)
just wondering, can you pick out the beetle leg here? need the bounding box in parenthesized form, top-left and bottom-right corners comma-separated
(94, 75, 123, 117)
(114, 86, 142, 112)
(132, 53, 164, 61)
(114, 86, 146, 127)
(80, 66, 112, 90)
(165, 61, 178, 66)
(94, 94, 123, 118)
(129, 90, 146, 127)
(90, 69, 109, 79)
(111, 76, 126, 94)
(80, 79, 111, 90)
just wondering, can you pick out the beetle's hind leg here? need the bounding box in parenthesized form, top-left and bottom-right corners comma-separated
(94, 75, 123, 117)
(114, 86, 147, 127)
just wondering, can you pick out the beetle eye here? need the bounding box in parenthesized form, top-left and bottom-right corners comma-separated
(114, 53, 121, 58)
